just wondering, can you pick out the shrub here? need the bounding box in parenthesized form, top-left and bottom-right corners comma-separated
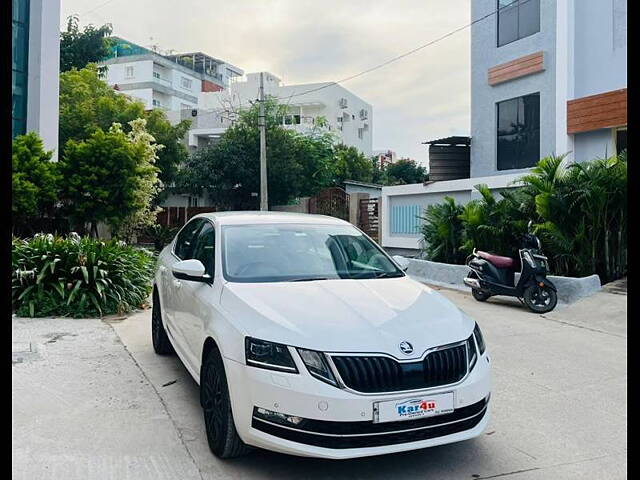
(12, 234, 156, 318)
(419, 197, 465, 264)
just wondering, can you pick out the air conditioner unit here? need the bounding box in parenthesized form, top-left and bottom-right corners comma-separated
(191, 109, 198, 117)
(359, 109, 368, 120)
(339, 98, 348, 109)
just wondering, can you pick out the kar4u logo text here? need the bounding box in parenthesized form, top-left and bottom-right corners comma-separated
(396, 399, 436, 415)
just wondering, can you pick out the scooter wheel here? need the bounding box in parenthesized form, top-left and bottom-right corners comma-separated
(523, 285, 558, 313)
(472, 289, 491, 302)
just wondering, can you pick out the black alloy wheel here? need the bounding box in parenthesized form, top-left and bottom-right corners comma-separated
(152, 289, 175, 355)
(523, 284, 558, 313)
(201, 348, 251, 459)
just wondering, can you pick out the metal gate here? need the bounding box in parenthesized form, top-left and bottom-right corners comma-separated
(358, 197, 380, 242)
(309, 187, 350, 221)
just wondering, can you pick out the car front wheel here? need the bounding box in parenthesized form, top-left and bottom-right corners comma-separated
(152, 289, 174, 355)
(201, 347, 251, 459)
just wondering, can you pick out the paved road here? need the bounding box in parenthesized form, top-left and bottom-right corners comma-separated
(13, 284, 626, 479)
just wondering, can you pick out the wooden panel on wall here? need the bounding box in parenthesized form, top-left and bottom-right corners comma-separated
(488, 52, 544, 86)
(567, 88, 627, 134)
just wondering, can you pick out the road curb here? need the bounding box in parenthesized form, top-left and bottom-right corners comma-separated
(404, 257, 601, 304)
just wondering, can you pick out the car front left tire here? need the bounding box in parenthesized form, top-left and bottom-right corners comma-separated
(201, 346, 251, 459)
(152, 288, 175, 355)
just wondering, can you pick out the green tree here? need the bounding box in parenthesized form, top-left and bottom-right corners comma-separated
(12, 133, 60, 227)
(177, 98, 335, 209)
(386, 159, 428, 185)
(371, 156, 388, 185)
(58, 119, 161, 238)
(331, 144, 373, 185)
(60, 16, 115, 75)
(59, 65, 189, 189)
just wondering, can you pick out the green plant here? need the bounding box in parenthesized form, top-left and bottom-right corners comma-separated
(12, 234, 156, 318)
(142, 224, 179, 251)
(419, 197, 465, 264)
(12, 133, 60, 228)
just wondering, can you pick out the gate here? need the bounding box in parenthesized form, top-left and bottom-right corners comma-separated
(309, 187, 350, 221)
(358, 197, 380, 242)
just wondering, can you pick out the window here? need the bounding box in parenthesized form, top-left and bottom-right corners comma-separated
(615, 128, 627, 156)
(188, 196, 199, 207)
(180, 103, 191, 110)
(12, 0, 29, 139)
(192, 222, 215, 277)
(152, 99, 162, 108)
(497, 0, 540, 47)
(125, 66, 134, 78)
(497, 92, 540, 170)
(174, 218, 206, 260)
(221, 224, 402, 283)
(181, 77, 192, 90)
(153, 71, 160, 79)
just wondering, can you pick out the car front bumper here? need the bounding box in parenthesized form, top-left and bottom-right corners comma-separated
(223, 351, 492, 459)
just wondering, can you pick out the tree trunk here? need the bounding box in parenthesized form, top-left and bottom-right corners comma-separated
(90, 222, 99, 239)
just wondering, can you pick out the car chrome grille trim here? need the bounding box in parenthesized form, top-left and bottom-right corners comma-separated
(330, 343, 469, 394)
(251, 397, 489, 449)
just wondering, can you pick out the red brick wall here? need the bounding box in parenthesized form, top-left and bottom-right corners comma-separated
(202, 80, 223, 92)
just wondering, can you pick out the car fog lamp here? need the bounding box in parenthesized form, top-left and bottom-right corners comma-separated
(255, 407, 304, 425)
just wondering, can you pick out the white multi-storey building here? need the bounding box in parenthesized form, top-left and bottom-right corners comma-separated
(184, 72, 373, 156)
(100, 37, 243, 111)
(12, 0, 60, 159)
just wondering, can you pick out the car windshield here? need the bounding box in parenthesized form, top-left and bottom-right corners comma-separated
(221, 223, 404, 283)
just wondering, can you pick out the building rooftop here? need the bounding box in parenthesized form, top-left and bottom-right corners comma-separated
(422, 136, 471, 146)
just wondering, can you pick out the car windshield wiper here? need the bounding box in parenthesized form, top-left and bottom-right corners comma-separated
(373, 271, 404, 278)
(288, 277, 330, 282)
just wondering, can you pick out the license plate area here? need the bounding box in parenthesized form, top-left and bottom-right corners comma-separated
(374, 392, 454, 423)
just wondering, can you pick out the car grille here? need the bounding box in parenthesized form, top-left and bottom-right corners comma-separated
(331, 343, 468, 393)
(251, 396, 489, 449)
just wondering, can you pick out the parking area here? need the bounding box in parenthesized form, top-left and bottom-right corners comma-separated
(13, 283, 626, 479)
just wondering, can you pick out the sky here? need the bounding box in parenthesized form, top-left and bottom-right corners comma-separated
(60, 0, 472, 166)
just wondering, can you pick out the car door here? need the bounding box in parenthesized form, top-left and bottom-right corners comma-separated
(173, 220, 216, 368)
(164, 218, 206, 354)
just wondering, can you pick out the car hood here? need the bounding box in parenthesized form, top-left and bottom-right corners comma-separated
(221, 277, 474, 359)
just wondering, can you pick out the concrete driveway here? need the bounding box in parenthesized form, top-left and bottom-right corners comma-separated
(13, 284, 626, 479)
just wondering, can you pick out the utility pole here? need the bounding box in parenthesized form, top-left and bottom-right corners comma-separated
(258, 72, 268, 211)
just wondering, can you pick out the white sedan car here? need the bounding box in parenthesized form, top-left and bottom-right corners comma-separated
(152, 212, 491, 459)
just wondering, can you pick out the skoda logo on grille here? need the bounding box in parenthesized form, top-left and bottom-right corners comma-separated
(399, 341, 413, 355)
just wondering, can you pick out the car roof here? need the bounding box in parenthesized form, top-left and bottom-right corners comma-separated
(191, 211, 352, 226)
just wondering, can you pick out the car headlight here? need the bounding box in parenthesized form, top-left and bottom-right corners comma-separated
(245, 337, 298, 373)
(466, 333, 478, 372)
(297, 348, 338, 386)
(473, 322, 486, 355)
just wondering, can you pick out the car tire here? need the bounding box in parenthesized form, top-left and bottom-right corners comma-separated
(523, 284, 558, 313)
(471, 289, 491, 302)
(152, 289, 175, 355)
(201, 347, 251, 459)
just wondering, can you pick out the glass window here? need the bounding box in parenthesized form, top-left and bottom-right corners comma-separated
(13, 0, 29, 23)
(222, 224, 403, 283)
(125, 66, 134, 78)
(174, 218, 206, 260)
(192, 222, 215, 277)
(181, 77, 192, 89)
(12, 0, 29, 140)
(616, 129, 627, 156)
(497, 93, 540, 170)
(498, 0, 540, 47)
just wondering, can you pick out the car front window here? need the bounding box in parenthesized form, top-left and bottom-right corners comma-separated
(221, 223, 404, 283)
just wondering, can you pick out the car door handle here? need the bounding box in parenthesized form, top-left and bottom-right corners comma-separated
(172, 279, 182, 289)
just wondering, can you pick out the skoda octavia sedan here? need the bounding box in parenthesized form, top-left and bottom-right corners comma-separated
(152, 212, 491, 459)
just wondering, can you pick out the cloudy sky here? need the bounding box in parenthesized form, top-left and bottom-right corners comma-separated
(60, 0, 471, 166)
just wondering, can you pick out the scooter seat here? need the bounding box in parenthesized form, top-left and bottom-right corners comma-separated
(476, 251, 516, 269)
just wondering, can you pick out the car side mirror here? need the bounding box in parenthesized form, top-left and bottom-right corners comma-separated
(392, 255, 410, 272)
(172, 259, 211, 283)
